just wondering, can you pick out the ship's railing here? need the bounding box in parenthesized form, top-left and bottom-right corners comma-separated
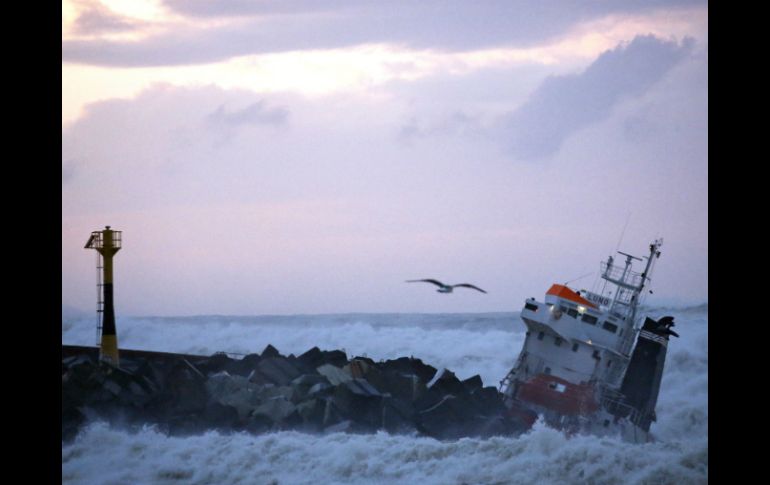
(599, 387, 645, 427)
(611, 290, 635, 306)
(499, 352, 545, 394)
(499, 371, 515, 394)
(601, 262, 643, 288)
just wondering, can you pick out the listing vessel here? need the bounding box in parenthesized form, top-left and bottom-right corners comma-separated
(499, 239, 677, 442)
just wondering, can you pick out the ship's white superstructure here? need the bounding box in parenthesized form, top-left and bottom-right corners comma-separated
(500, 239, 674, 442)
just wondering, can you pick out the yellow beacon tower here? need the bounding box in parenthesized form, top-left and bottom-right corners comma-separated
(85, 226, 122, 366)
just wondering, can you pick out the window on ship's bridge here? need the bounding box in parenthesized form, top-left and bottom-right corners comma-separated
(582, 314, 598, 325)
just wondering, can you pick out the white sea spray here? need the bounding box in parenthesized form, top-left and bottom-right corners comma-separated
(62, 306, 708, 484)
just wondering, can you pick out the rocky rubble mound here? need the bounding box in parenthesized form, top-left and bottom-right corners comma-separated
(62, 345, 533, 442)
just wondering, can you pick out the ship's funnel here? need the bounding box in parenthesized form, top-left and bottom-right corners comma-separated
(85, 226, 122, 366)
(614, 315, 677, 431)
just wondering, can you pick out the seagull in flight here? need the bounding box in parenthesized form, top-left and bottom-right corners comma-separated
(406, 279, 487, 294)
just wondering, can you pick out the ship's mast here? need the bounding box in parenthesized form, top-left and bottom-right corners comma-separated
(599, 239, 663, 355)
(628, 239, 663, 328)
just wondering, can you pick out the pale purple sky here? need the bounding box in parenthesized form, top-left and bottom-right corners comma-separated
(62, 1, 708, 316)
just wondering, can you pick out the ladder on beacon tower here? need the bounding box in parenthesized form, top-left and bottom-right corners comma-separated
(84, 226, 122, 366)
(95, 250, 103, 347)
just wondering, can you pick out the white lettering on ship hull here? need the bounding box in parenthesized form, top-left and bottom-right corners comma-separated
(584, 291, 611, 307)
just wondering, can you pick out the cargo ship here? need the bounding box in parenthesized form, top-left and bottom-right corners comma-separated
(499, 239, 677, 442)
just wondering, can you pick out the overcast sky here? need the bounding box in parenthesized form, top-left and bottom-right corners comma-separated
(62, 0, 708, 316)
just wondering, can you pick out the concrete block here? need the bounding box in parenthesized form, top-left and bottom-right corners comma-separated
(427, 368, 466, 396)
(462, 374, 483, 394)
(252, 397, 296, 423)
(257, 357, 302, 386)
(316, 364, 352, 386)
(261, 344, 281, 359)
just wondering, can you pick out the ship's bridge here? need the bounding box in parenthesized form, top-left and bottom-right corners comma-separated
(521, 284, 629, 355)
(543, 284, 598, 310)
(518, 286, 629, 387)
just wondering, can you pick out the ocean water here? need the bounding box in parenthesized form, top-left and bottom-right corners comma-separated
(61, 305, 708, 484)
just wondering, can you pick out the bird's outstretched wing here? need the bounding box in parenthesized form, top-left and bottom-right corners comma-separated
(453, 284, 487, 293)
(406, 279, 445, 287)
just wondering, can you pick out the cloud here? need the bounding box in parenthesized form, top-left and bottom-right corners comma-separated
(63, 1, 706, 67)
(398, 111, 488, 145)
(162, 1, 704, 20)
(500, 35, 694, 160)
(61, 46, 706, 314)
(207, 101, 289, 127)
(62, 159, 77, 185)
(72, 0, 137, 35)
(162, 0, 364, 18)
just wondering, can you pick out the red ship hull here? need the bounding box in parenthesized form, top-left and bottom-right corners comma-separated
(516, 373, 599, 416)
